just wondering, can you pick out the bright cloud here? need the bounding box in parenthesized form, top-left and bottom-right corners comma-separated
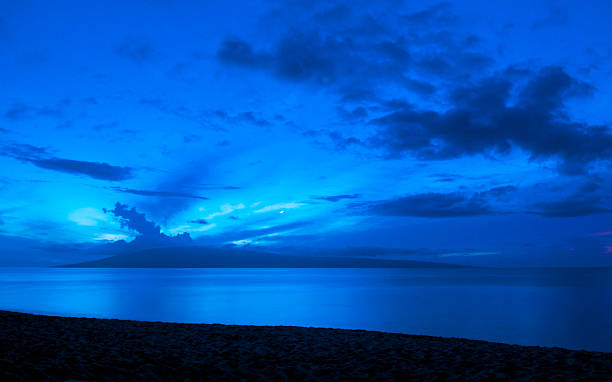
(204, 203, 245, 220)
(94, 233, 128, 241)
(68, 208, 108, 226)
(254, 202, 304, 213)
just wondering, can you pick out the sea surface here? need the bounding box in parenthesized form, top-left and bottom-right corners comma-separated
(1, 267, 611, 352)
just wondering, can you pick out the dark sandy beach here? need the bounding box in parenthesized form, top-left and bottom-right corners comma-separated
(1, 311, 611, 381)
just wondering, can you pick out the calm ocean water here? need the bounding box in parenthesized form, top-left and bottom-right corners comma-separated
(1, 267, 611, 352)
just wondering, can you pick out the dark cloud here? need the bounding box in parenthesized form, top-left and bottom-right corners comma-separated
(37, 105, 64, 118)
(216, 28, 447, 96)
(312, 194, 361, 202)
(371, 66, 612, 173)
(30, 158, 132, 181)
(4, 100, 68, 121)
(403, 2, 455, 25)
(0, 143, 47, 159)
(190, 219, 208, 225)
(0, 143, 133, 181)
(303, 129, 363, 151)
(104, 203, 191, 245)
(17, 51, 48, 65)
(313, 4, 352, 25)
(337, 106, 368, 122)
(138, 97, 229, 131)
(235, 112, 271, 127)
(105, 203, 161, 237)
(186, 184, 241, 190)
(211, 109, 273, 128)
(532, 6, 569, 30)
(354, 192, 494, 218)
(273, 32, 341, 83)
(531, 196, 611, 218)
(478, 185, 517, 199)
(110, 187, 208, 200)
(217, 38, 271, 68)
(530, 180, 610, 217)
(115, 37, 154, 62)
(4, 103, 31, 120)
(93, 121, 119, 131)
(183, 134, 201, 143)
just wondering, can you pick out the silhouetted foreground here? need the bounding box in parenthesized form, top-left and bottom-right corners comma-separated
(1, 311, 611, 381)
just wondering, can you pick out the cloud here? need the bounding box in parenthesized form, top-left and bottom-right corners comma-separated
(370, 66, 611, 173)
(94, 233, 129, 242)
(115, 37, 154, 62)
(3, 103, 31, 120)
(215, 2, 503, 102)
(104, 202, 161, 237)
(104, 202, 192, 245)
(591, 231, 612, 237)
(189, 219, 208, 225)
(30, 158, 133, 181)
(302, 129, 364, 151)
(235, 112, 271, 127)
(527, 177, 611, 217)
(196, 221, 312, 246)
(312, 194, 361, 202)
(214, 4, 610, 175)
(217, 38, 271, 68)
(403, 2, 456, 25)
(254, 202, 305, 213)
(478, 185, 517, 199)
(213, 109, 272, 127)
(3, 100, 68, 120)
(0, 143, 134, 181)
(531, 196, 611, 218)
(354, 192, 493, 218)
(205, 203, 245, 220)
(110, 187, 208, 200)
(532, 6, 569, 30)
(68, 208, 108, 226)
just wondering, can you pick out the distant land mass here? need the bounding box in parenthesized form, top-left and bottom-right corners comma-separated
(60, 246, 467, 268)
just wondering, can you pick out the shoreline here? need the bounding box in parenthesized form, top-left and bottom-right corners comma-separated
(1, 310, 611, 381)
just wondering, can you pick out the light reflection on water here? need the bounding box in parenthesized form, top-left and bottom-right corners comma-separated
(0, 267, 611, 352)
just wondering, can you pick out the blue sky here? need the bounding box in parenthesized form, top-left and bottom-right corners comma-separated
(1, 0, 611, 266)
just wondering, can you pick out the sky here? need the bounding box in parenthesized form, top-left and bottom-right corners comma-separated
(0, 0, 611, 266)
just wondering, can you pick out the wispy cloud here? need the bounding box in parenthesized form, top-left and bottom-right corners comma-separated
(254, 202, 305, 213)
(68, 208, 108, 226)
(312, 194, 360, 202)
(109, 187, 208, 200)
(591, 231, 612, 237)
(204, 203, 245, 220)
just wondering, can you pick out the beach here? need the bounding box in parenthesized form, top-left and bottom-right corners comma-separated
(1, 310, 611, 381)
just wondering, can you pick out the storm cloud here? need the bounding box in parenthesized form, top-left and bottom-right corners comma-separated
(371, 67, 611, 173)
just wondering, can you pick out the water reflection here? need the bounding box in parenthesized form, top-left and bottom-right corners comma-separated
(0, 268, 610, 352)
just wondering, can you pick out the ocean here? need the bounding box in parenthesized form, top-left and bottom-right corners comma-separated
(1, 267, 611, 352)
